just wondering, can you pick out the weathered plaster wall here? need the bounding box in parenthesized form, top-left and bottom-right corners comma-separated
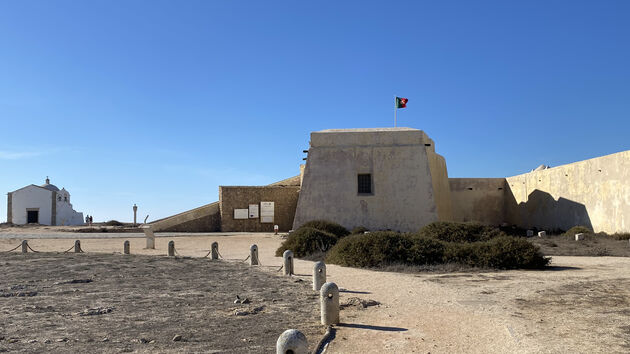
(449, 178, 506, 225)
(425, 137, 454, 221)
(150, 202, 221, 232)
(293, 128, 447, 232)
(10, 186, 53, 225)
(505, 150, 630, 233)
(219, 186, 299, 232)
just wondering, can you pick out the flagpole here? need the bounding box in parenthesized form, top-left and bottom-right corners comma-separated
(394, 96, 397, 127)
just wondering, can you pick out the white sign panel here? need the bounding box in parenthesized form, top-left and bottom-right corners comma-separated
(260, 201, 274, 223)
(234, 208, 248, 220)
(249, 204, 259, 218)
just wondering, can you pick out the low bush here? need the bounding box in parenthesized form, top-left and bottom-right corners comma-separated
(103, 220, 124, 227)
(327, 231, 549, 270)
(562, 225, 592, 237)
(417, 221, 506, 243)
(326, 232, 415, 267)
(300, 220, 349, 238)
(275, 227, 338, 258)
(351, 226, 369, 234)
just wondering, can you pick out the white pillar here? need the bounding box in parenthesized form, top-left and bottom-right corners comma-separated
(313, 261, 326, 291)
(320, 282, 340, 325)
(276, 329, 308, 354)
(283, 250, 294, 276)
(250, 244, 259, 266)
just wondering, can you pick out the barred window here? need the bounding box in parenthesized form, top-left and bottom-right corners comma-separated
(357, 174, 372, 194)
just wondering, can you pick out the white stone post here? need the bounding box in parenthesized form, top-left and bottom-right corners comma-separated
(575, 233, 585, 241)
(283, 250, 294, 276)
(313, 261, 326, 291)
(142, 225, 155, 249)
(526, 230, 534, 237)
(211, 242, 219, 260)
(250, 244, 259, 265)
(74, 240, 82, 253)
(21, 240, 28, 253)
(320, 282, 340, 325)
(168, 241, 175, 256)
(538, 231, 546, 237)
(276, 329, 308, 354)
(123, 240, 130, 255)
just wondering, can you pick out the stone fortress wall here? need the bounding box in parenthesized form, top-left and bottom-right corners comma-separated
(149, 128, 629, 234)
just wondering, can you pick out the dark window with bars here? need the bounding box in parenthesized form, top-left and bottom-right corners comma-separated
(357, 174, 372, 194)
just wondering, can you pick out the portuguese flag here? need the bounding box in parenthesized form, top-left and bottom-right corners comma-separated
(396, 97, 408, 108)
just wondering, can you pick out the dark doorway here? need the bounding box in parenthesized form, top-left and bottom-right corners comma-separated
(27, 210, 39, 224)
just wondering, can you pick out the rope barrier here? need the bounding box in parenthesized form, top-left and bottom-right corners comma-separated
(62, 245, 75, 253)
(26, 244, 40, 253)
(202, 250, 212, 258)
(276, 264, 284, 272)
(2, 244, 22, 253)
(242, 255, 250, 263)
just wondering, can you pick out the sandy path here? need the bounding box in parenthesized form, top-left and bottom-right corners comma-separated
(2, 232, 629, 353)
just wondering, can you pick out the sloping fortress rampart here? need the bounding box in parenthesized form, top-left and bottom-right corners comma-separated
(147, 128, 630, 234)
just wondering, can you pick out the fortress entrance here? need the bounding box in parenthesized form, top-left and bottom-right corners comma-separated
(27, 210, 39, 224)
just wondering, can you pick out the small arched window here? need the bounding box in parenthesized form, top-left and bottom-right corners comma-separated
(57, 196, 62, 201)
(64, 195, 68, 202)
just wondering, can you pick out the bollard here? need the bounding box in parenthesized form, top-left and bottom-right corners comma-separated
(320, 282, 340, 325)
(575, 233, 585, 241)
(538, 231, 546, 238)
(142, 225, 156, 249)
(250, 244, 259, 266)
(123, 240, 130, 255)
(211, 242, 219, 260)
(313, 261, 326, 291)
(526, 230, 534, 237)
(283, 250, 294, 276)
(168, 241, 175, 256)
(21, 240, 28, 253)
(276, 329, 308, 354)
(74, 240, 82, 253)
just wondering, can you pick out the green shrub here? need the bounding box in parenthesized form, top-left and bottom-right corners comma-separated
(562, 226, 592, 237)
(351, 226, 369, 234)
(275, 227, 338, 258)
(326, 232, 414, 267)
(417, 221, 506, 243)
(103, 220, 124, 226)
(301, 220, 350, 238)
(327, 231, 549, 270)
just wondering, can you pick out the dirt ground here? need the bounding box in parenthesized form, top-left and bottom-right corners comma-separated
(0, 253, 323, 353)
(531, 233, 630, 257)
(2, 227, 630, 353)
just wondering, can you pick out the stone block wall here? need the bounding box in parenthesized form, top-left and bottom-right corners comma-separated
(449, 178, 506, 225)
(219, 186, 300, 232)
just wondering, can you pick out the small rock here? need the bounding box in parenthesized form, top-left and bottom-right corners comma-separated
(234, 310, 249, 316)
(241, 298, 250, 304)
(293, 279, 303, 283)
(172, 335, 182, 342)
(101, 338, 109, 342)
(139, 338, 150, 344)
(7, 339, 18, 344)
(27, 339, 37, 344)
(149, 340, 156, 344)
(43, 339, 52, 344)
(56, 338, 69, 343)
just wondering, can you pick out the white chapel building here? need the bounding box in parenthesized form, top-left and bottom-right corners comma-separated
(7, 177, 85, 226)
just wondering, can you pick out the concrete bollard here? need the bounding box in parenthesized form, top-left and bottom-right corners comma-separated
(21, 240, 28, 253)
(168, 241, 175, 256)
(250, 244, 259, 266)
(276, 329, 308, 354)
(320, 282, 340, 325)
(74, 240, 82, 253)
(142, 225, 156, 249)
(283, 250, 294, 276)
(575, 233, 585, 241)
(123, 240, 130, 255)
(313, 261, 326, 291)
(211, 242, 219, 260)
(526, 230, 534, 237)
(538, 231, 546, 238)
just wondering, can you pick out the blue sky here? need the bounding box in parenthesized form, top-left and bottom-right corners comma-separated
(1, 1, 629, 222)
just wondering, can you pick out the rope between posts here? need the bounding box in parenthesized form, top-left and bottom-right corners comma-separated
(202, 250, 212, 258)
(62, 245, 75, 253)
(276, 264, 283, 272)
(2, 244, 22, 253)
(242, 255, 250, 263)
(26, 244, 40, 253)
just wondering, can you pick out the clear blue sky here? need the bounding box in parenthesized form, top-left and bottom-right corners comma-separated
(1, 1, 629, 222)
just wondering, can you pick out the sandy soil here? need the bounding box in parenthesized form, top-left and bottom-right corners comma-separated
(2, 227, 630, 353)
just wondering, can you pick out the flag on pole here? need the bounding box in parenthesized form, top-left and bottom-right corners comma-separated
(395, 97, 408, 109)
